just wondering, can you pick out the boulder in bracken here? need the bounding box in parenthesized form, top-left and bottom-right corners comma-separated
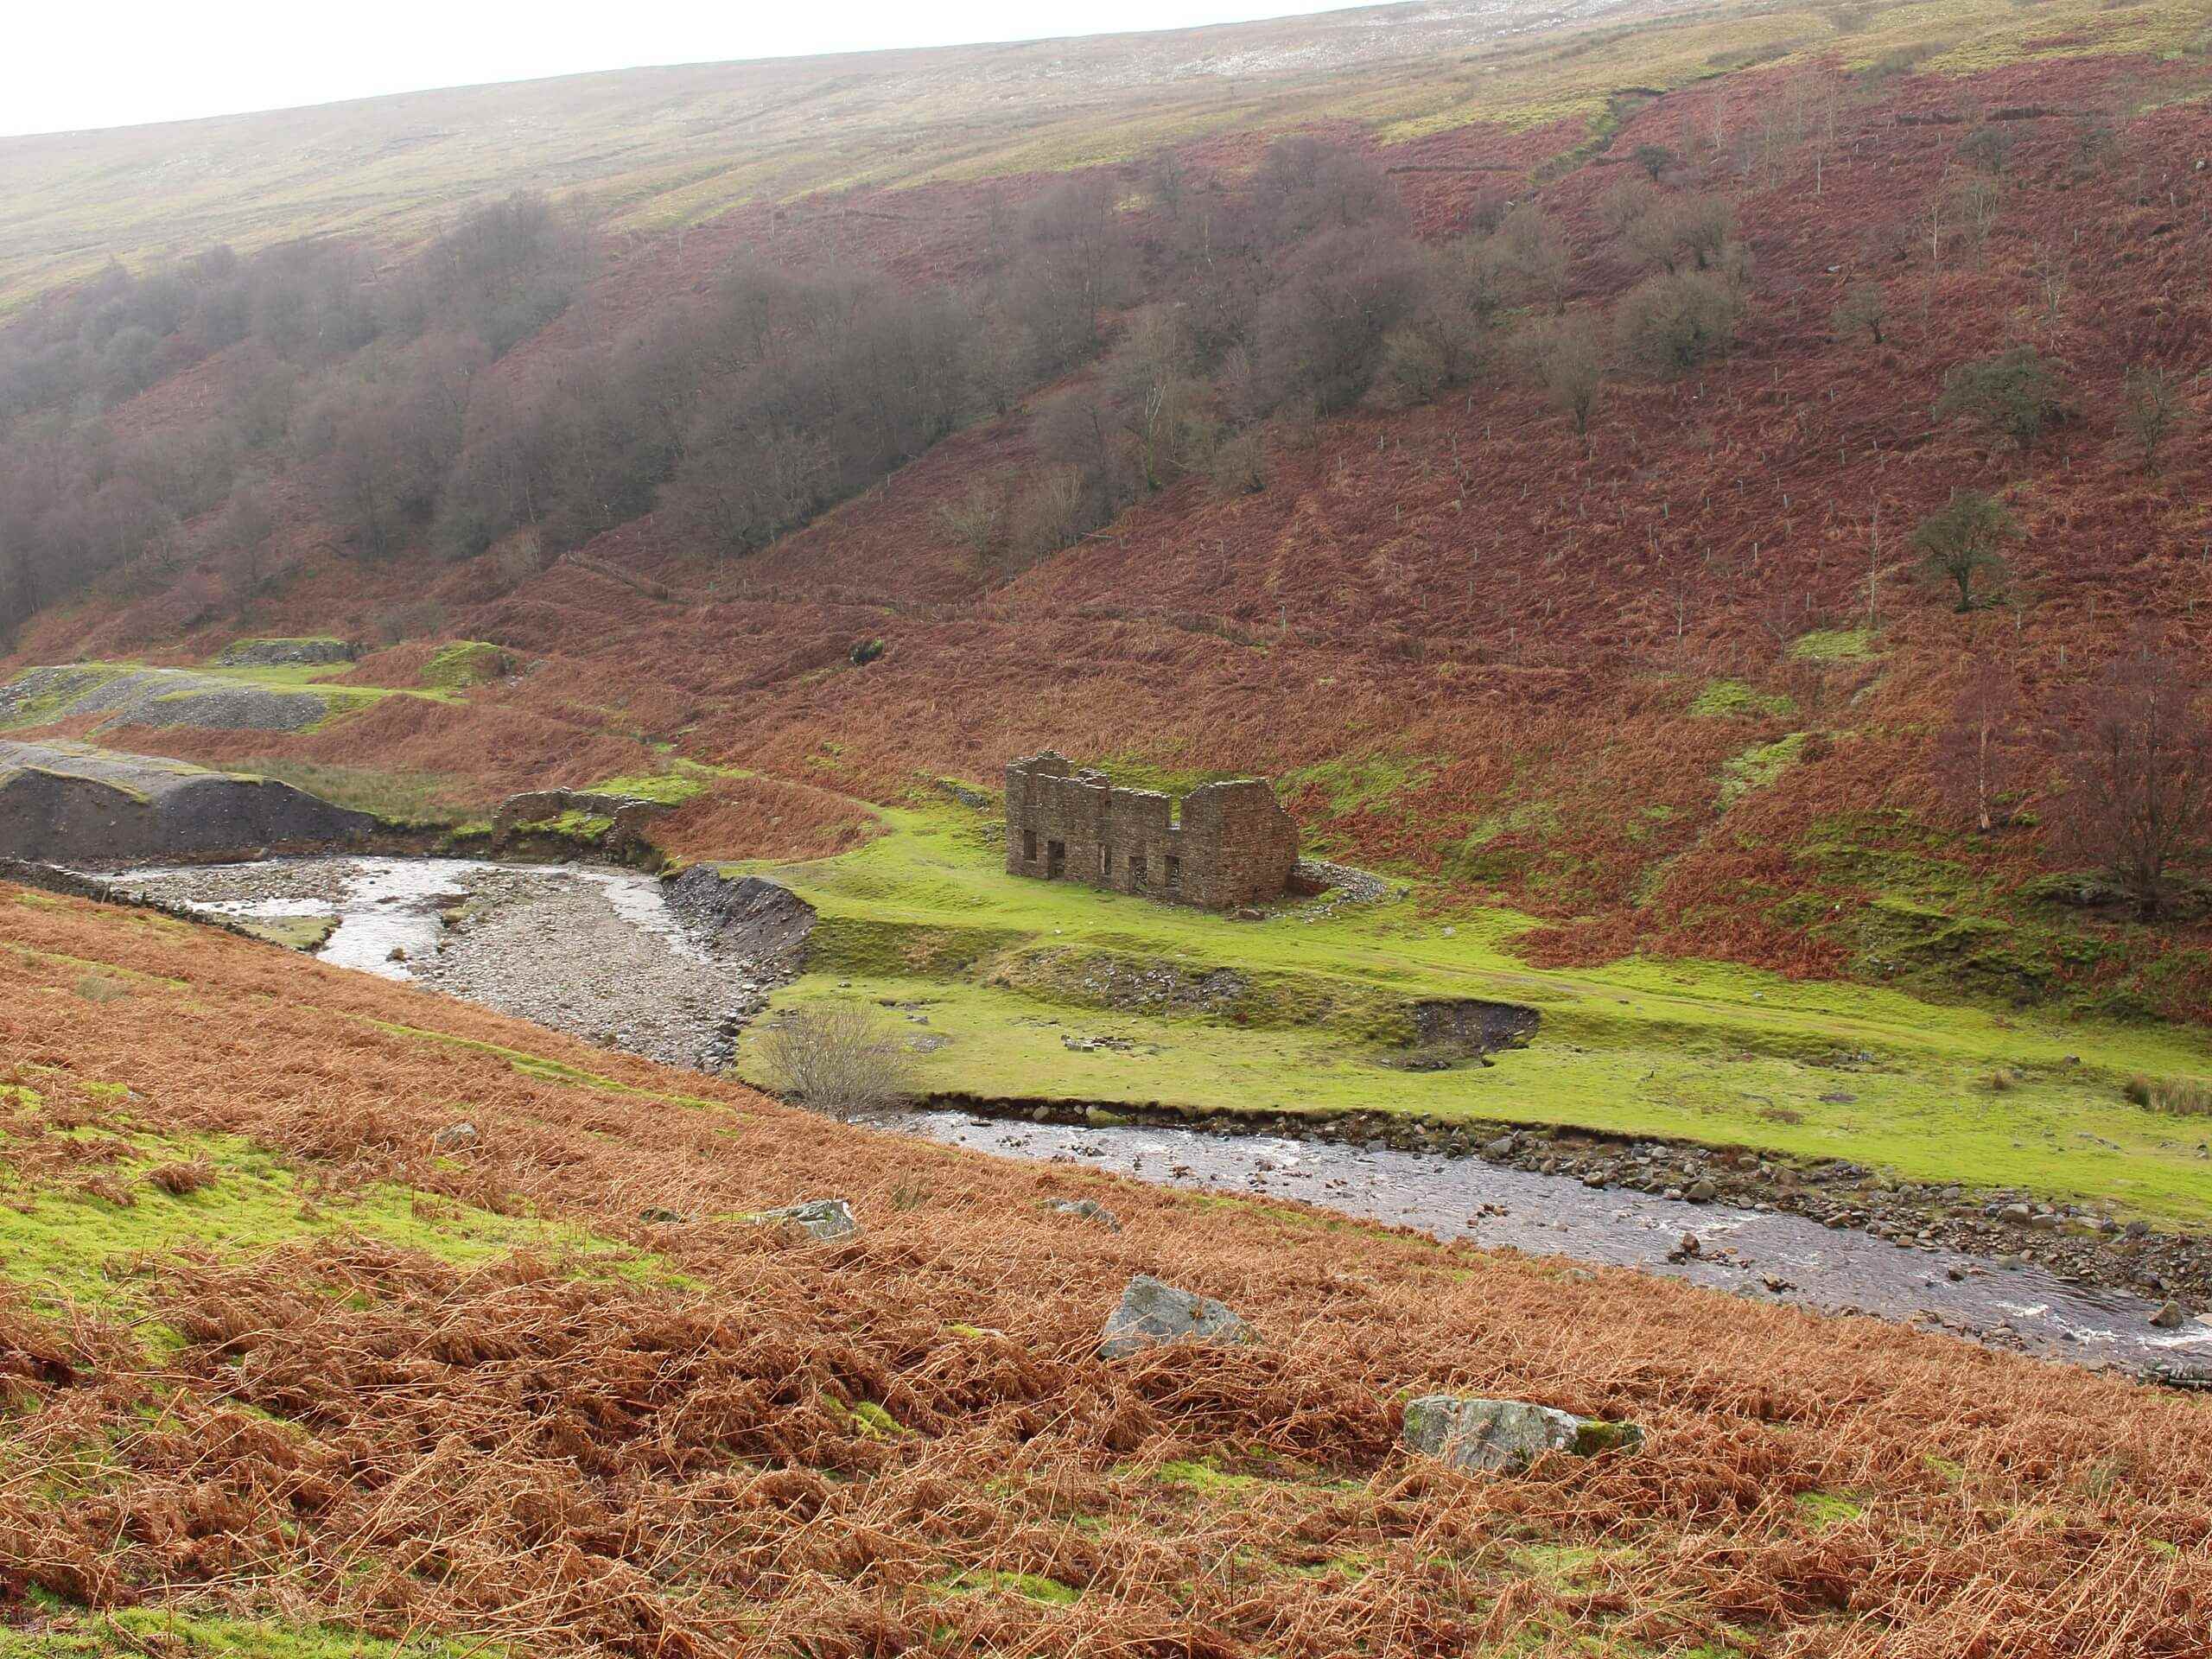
(1099, 1274, 1253, 1359)
(750, 1198, 857, 1241)
(1402, 1395, 1643, 1473)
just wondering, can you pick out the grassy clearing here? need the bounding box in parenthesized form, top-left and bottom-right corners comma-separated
(1790, 627, 1878, 663)
(0, 1122, 659, 1315)
(0, 1610, 501, 1657)
(227, 760, 479, 823)
(730, 804, 2212, 1222)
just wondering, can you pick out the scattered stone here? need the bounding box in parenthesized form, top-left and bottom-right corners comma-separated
(2144, 1359, 2212, 1391)
(1484, 1134, 1519, 1158)
(1668, 1231, 1701, 1262)
(1099, 1274, 1254, 1359)
(1686, 1178, 1718, 1204)
(430, 1122, 478, 1152)
(1401, 1395, 1643, 1473)
(751, 1198, 857, 1241)
(2150, 1299, 2187, 1329)
(1046, 1198, 1123, 1231)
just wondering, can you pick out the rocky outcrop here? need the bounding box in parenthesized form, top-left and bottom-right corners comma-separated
(2, 664, 334, 733)
(1401, 1395, 1643, 1472)
(213, 638, 358, 668)
(666, 866, 816, 968)
(489, 789, 670, 859)
(1099, 1274, 1255, 1358)
(0, 740, 377, 864)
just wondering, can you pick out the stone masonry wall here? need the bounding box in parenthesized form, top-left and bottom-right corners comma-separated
(1004, 751, 1297, 909)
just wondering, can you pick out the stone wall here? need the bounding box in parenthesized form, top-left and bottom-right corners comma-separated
(1004, 751, 1297, 909)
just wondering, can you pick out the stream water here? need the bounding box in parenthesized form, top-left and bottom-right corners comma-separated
(92, 853, 2212, 1376)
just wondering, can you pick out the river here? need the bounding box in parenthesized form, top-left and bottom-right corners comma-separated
(93, 853, 2212, 1377)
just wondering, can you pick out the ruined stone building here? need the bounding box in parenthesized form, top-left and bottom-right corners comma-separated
(1004, 751, 1298, 909)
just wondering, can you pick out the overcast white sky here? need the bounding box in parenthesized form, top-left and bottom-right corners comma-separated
(3, 0, 1367, 137)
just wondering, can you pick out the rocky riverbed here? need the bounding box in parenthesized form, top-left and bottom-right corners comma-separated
(899, 1109, 2212, 1375)
(935, 1096, 2212, 1325)
(99, 855, 801, 1071)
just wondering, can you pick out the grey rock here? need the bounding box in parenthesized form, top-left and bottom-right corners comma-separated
(1099, 1274, 1254, 1359)
(430, 1122, 478, 1151)
(1402, 1395, 1643, 1473)
(1996, 1203, 2031, 1224)
(2151, 1299, 2187, 1329)
(1686, 1178, 1718, 1204)
(638, 1206, 690, 1224)
(1484, 1134, 1518, 1158)
(1046, 1198, 1123, 1232)
(751, 1198, 857, 1241)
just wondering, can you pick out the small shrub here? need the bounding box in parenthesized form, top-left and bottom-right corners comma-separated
(1911, 490, 2020, 613)
(1934, 346, 2067, 452)
(2126, 1076, 2212, 1116)
(1005, 467, 1088, 562)
(2120, 365, 2183, 474)
(1206, 429, 1269, 498)
(1958, 125, 2018, 175)
(931, 480, 1008, 558)
(754, 1006, 918, 1116)
(1616, 269, 1745, 375)
(146, 1160, 216, 1196)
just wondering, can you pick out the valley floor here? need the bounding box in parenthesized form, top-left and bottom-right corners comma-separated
(726, 801, 2212, 1227)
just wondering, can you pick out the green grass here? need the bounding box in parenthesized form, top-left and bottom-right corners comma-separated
(928, 1570, 1081, 1606)
(1690, 679, 1798, 720)
(0, 1126, 657, 1314)
(228, 760, 478, 824)
(588, 770, 712, 806)
(419, 640, 517, 689)
(1718, 732, 1812, 808)
(1790, 628, 1878, 663)
(0, 1609, 502, 1657)
(722, 803, 2212, 1223)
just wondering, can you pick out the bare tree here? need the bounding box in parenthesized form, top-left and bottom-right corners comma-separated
(1534, 317, 1606, 440)
(1937, 658, 2031, 832)
(2120, 365, 2183, 474)
(2050, 641, 2212, 918)
(1831, 282, 1886, 346)
(1911, 490, 2018, 612)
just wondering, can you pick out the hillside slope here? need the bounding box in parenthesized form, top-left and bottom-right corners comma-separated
(4, 881, 2211, 1655)
(14, 16, 2212, 1021)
